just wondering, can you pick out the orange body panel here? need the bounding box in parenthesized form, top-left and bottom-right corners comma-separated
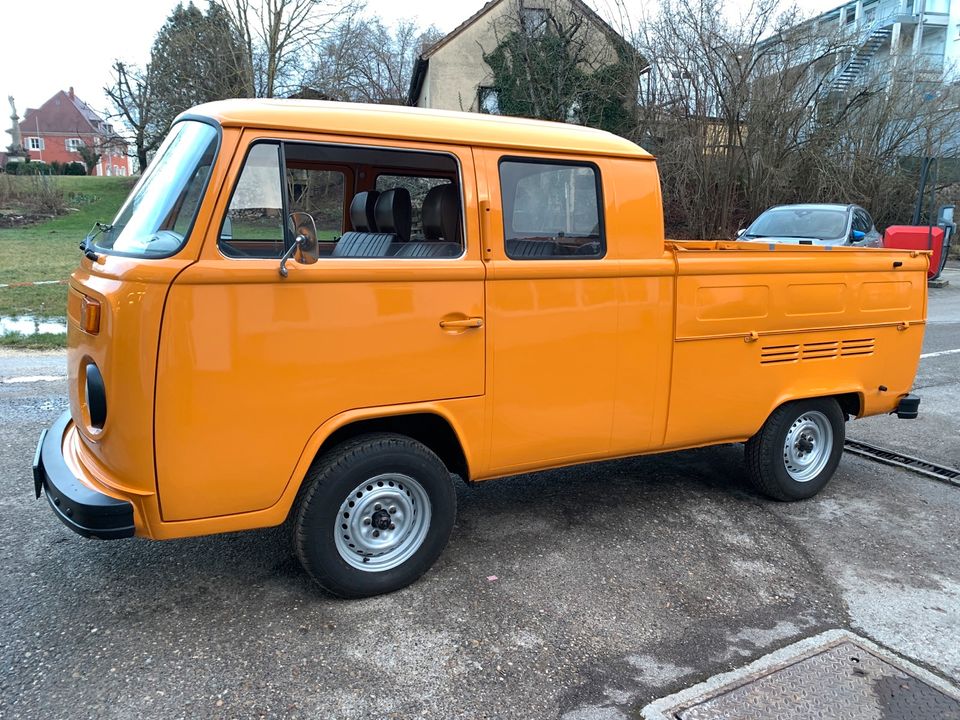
(58, 101, 928, 540)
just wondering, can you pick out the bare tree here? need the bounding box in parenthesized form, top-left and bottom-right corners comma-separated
(104, 61, 162, 172)
(214, 0, 361, 98)
(303, 17, 441, 104)
(631, 0, 960, 238)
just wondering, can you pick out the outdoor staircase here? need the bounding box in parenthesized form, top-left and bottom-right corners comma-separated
(827, 26, 893, 93)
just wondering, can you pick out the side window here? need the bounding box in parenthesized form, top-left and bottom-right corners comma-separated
(220, 143, 285, 258)
(286, 167, 345, 242)
(375, 174, 453, 240)
(499, 159, 604, 259)
(220, 141, 465, 260)
(853, 209, 872, 233)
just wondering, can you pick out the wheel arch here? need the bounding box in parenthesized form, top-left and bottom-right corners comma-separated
(753, 388, 863, 439)
(833, 391, 863, 420)
(318, 412, 469, 481)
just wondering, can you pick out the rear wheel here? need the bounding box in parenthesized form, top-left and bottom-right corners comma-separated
(292, 433, 456, 598)
(744, 398, 845, 501)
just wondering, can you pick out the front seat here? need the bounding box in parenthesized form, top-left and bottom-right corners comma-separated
(334, 191, 393, 257)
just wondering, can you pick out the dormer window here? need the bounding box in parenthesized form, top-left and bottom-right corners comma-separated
(521, 7, 549, 36)
(478, 87, 501, 114)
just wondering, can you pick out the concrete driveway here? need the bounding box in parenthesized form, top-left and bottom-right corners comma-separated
(1, 271, 958, 720)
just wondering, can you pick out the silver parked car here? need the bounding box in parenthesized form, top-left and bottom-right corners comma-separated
(737, 204, 882, 247)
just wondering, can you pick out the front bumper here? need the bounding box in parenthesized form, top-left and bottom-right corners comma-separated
(33, 411, 135, 539)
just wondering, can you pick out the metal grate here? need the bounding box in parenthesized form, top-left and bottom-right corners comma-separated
(844, 439, 960, 487)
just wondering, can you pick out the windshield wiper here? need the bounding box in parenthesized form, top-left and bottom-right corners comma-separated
(80, 222, 112, 261)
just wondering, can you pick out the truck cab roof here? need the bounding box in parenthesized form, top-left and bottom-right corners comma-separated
(182, 99, 654, 160)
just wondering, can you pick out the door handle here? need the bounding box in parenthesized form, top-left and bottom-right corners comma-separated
(439, 317, 484, 329)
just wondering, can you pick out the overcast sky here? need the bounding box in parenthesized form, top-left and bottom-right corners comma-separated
(1, 0, 840, 133)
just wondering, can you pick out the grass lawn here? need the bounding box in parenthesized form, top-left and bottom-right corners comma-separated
(0, 176, 133, 348)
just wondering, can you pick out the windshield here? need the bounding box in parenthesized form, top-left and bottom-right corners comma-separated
(746, 208, 848, 240)
(95, 121, 218, 257)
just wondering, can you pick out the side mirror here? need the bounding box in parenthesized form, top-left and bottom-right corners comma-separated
(736, 228, 746, 238)
(938, 205, 955, 227)
(851, 230, 866, 243)
(279, 212, 319, 278)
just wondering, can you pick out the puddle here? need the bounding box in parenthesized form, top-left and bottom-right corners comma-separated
(0, 315, 67, 335)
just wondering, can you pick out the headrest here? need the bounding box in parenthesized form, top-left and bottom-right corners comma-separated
(349, 191, 380, 232)
(423, 184, 460, 242)
(374, 188, 412, 242)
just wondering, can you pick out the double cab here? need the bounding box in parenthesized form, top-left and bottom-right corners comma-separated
(34, 100, 926, 597)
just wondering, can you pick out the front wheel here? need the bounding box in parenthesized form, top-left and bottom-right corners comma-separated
(744, 398, 846, 501)
(292, 433, 456, 598)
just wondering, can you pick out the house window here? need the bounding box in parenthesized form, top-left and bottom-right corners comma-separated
(521, 7, 549, 35)
(478, 86, 501, 114)
(27, 137, 44, 151)
(844, 6, 856, 24)
(66, 138, 83, 151)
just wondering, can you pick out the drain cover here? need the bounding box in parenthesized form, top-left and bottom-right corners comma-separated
(643, 632, 960, 720)
(677, 641, 959, 720)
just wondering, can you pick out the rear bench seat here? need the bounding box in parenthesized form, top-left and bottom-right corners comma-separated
(334, 189, 412, 258)
(336, 185, 462, 259)
(392, 184, 461, 258)
(505, 239, 561, 257)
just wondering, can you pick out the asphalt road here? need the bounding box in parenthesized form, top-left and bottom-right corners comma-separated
(1, 271, 958, 720)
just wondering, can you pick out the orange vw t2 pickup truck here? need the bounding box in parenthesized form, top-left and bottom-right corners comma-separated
(33, 100, 926, 597)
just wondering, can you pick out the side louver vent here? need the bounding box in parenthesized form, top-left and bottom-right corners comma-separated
(802, 341, 840, 360)
(760, 344, 800, 364)
(760, 338, 875, 364)
(839, 338, 875, 357)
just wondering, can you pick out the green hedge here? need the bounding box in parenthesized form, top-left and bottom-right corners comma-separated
(3, 160, 86, 176)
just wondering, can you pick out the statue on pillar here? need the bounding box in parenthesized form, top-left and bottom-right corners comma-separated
(6, 96, 26, 162)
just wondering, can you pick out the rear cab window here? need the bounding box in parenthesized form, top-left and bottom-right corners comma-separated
(499, 159, 604, 259)
(218, 140, 464, 260)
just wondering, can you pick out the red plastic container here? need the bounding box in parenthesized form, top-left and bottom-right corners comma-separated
(882, 225, 944, 279)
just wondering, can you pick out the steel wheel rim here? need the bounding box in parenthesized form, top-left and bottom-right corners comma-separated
(783, 411, 833, 482)
(334, 473, 431, 572)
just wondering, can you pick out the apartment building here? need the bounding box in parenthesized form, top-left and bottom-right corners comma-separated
(793, 0, 958, 93)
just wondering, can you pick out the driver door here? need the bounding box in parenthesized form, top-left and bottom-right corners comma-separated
(154, 131, 485, 521)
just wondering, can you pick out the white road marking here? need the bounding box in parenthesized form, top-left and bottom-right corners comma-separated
(1, 375, 66, 384)
(920, 348, 960, 359)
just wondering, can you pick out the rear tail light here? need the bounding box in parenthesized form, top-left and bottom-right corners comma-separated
(80, 296, 100, 335)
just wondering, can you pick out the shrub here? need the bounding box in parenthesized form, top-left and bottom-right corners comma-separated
(25, 174, 65, 215)
(63, 162, 86, 176)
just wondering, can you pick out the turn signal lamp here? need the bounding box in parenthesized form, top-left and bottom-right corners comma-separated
(80, 296, 101, 335)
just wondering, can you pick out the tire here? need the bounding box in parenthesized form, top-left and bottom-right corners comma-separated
(292, 433, 456, 598)
(744, 398, 845, 501)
